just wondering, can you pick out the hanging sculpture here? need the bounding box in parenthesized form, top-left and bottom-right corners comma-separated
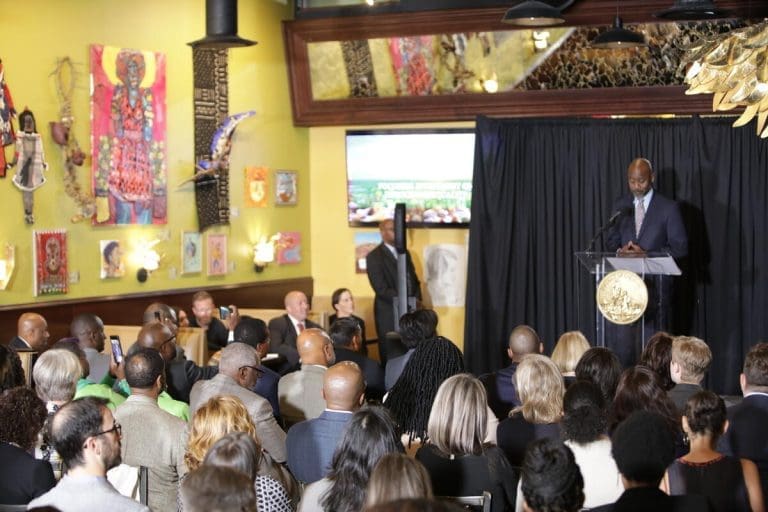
(9, 109, 48, 224)
(50, 57, 95, 222)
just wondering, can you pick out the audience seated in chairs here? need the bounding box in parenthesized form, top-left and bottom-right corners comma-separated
(663, 390, 764, 511)
(550, 330, 590, 388)
(384, 336, 466, 451)
(269, 290, 323, 373)
(560, 380, 623, 509)
(668, 336, 712, 415)
(639, 332, 675, 391)
(287, 361, 365, 484)
(609, 366, 679, 437)
(180, 465, 256, 512)
(520, 438, 584, 512)
(329, 317, 384, 400)
(497, 354, 563, 467)
(574, 347, 622, 403)
(204, 432, 292, 512)
(416, 374, 517, 512)
(0, 387, 55, 505)
(28, 396, 150, 512)
(184, 395, 297, 507)
(365, 453, 433, 509)
(299, 406, 403, 512)
(232, 315, 282, 419)
(480, 325, 542, 421)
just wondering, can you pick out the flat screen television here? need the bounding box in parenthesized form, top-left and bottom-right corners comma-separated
(346, 129, 475, 227)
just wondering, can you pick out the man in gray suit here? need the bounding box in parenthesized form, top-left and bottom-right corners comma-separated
(278, 328, 336, 427)
(189, 342, 287, 463)
(286, 360, 365, 483)
(28, 396, 150, 512)
(114, 348, 187, 512)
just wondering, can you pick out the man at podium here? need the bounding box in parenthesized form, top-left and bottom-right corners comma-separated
(605, 158, 688, 366)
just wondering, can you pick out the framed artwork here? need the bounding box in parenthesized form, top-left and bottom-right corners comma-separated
(276, 232, 301, 265)
(206, 233, 228, 276)
(275, 170, 297, 206)
(99, 240, 125, 279)
(244, 166, 268, 208)
(181, 231, 203, 275)
(90, 44, 168, 225)
(33, 230, 68, 296)
(354, 232, 381, 273)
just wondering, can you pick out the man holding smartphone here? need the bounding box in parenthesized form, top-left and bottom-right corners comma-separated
(188, 291, 240, 352)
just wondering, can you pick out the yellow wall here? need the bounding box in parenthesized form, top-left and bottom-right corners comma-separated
(0, 0, 309, 306)
(308, 123, 473, 350)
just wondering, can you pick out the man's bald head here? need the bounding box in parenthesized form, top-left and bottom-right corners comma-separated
(379, 219, 395, 245)
(508, 325, 541, 361)
(70, 313, 105, 351)
(17, 312, 50, 352)
(284, 291, 309, 322)
(323, 361, 365, 411)
(136, 322, 176, 362)
(143, 303, 179, 332)
(297, 328, 335, 366)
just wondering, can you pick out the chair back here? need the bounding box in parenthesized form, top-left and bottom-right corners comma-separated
(0, 505, 28, 512)
(439, 491, 492, 512)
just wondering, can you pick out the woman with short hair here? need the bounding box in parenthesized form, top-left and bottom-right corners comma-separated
(497, 354, 563, 468)
(416, 374, 517, 512)
(551, 331, 590, 387)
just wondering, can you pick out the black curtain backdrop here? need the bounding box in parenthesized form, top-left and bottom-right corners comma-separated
(464, 115, 768, 394)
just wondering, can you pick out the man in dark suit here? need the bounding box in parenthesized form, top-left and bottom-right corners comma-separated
(366, 219, 421, 360)
(268, 290, 322, 373)
(480, 324, 542, 420)
(719, 342, 768, 499)
(286, 361, 364, 483)
(329, 317, 384, 400)
(8, 312, 50, 352)
(606, 158, 688, 367)
(135, 321, 218, 403)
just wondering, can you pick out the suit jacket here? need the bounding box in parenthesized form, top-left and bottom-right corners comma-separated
(165, 358, 218, 404)
(606, 191, 688, 258)
(668, 383, 702, 415)
(28, 473, 150, 512)
(589, 486, 710, 512)
(333, 347, 385, 400)
(189, 315, 229, 352)
(286, 410, 353, 484)
(0, 441, 55, 504)
(384, 348, 415, 391)
(480, 362, 520, 420)
(268, 314, 322, 373)
(8, 335, 32, 350)
(189, 373, 287, 462)
(253, 363, 281, 419)
(278, 365, 327, 427)
(718, 393, 768, 498)
(366, 243, 421, 339)
(114, 395, 187, 512)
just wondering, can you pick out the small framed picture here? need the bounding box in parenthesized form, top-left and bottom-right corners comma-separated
(207, 233, 228, 276)
(275, 170, 297, 206)
(100, 240, 125, 279)
(181, 231, 203, 275)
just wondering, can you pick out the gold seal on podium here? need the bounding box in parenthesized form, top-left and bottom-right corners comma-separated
(596, 270, 648, 325)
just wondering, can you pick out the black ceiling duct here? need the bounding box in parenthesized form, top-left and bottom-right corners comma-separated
(188, 0, 257, 49)
(655, 0, 730, 20)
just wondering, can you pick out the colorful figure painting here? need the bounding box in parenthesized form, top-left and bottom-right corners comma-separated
(90, 45, 167, 225)
(277, 232, 301, 265)
(182, 231, 202, 275)
(34, 230, 67, 296)
(244, 166, 268, 208)
(99, 240, 125, 279)
(207, 233, 227, 276)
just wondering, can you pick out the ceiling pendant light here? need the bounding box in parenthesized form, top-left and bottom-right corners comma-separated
(501, 0, 576, 27)
(591, 15, 647, 49)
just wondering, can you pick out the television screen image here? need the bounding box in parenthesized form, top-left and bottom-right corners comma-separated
(346, 129, 475, 227)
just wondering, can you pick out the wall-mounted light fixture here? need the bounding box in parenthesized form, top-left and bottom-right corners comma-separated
(0, 244, 15, 290)
(253, 235, 278, 273)
(136, 240, 162, 283)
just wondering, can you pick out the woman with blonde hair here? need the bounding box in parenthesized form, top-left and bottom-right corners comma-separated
(365, 454, 433, 508)
(497, 354, 563, 467)
(551, 331, 590, 387)
(184, 395, 295, 510)
(416, 374, 517, 512)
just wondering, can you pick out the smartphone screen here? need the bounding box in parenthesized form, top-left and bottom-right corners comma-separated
(219, 306, 230, 320)
(110, 335, 124, 364)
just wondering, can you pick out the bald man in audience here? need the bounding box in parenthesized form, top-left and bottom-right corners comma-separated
(115, 348, 187, 512)
(135, 322, 217, 403)
(71, 313, 110, 382)
(143, 303, 180, 335)
(480, 325, 543, 420)
(9, 312, 50, 352)
(278, 328, 336, 427)
(268, 290, 322, 373)
(286, 361, 365, 483)
(189, 342, 287, 463)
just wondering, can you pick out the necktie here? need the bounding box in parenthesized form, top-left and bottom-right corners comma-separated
(635, 199, 645, 237)
(297, 322, 305, 333)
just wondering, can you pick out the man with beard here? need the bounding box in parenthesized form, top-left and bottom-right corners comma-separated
(29, 396, 150, 511)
